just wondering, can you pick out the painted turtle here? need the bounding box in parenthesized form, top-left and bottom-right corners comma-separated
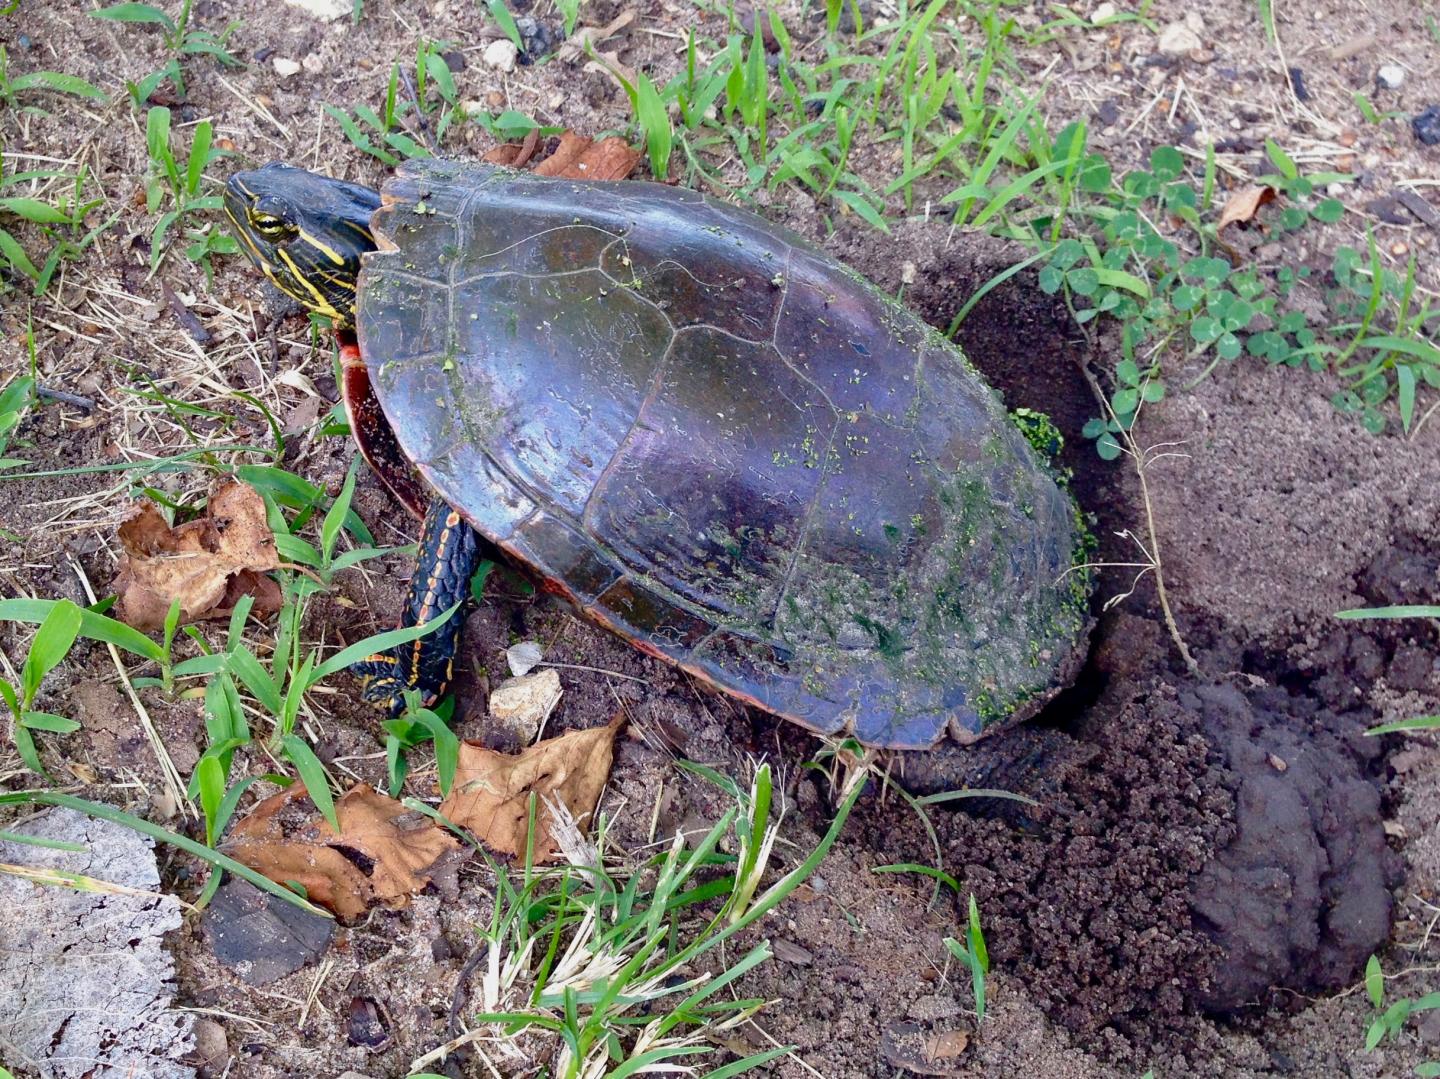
(225, 159, 1090, 749)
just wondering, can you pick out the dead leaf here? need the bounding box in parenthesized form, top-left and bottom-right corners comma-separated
(439, 714, 623, 861)
(113, 478, 281, 631)
(539, 132, 643, 180)
(481, 127, 542, 169)
(1217, 185, 1277, 233)
(557, 9, 637, 65)
(222, 785, 459, 921)
(483, 130, 643, 181)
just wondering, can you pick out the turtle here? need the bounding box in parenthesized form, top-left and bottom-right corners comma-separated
(224, 158, 1091, 750)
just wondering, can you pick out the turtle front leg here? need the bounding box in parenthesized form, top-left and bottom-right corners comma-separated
(352, 496, 481, 717)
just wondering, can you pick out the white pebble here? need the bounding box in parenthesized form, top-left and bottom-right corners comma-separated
(1376, 64, 1405, 90)
(484, 39, 519, 73)
(272, 57, 302, 78)
(1157, 22, 1202, 56)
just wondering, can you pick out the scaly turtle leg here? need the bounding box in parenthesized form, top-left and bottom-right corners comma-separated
(339, 334, 481, 715)
(352, 495, 481, 716)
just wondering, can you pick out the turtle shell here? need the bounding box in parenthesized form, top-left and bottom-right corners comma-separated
(356, 159, 1090, 749)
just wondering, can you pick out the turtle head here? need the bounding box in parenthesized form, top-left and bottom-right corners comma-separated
(224, 163, 381, 328)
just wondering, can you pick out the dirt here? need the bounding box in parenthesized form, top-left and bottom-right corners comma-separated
(2, 0, 1439, 1077)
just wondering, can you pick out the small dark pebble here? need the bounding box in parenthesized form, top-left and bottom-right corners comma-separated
(1288, 66, 1309, 101)
(441, 50, 465, 72)
(1365, 195, 1411, 225)
(1094, 98, 1121, 127)
(513, 16, 562, 63)
(16, 33, 31, 50)
(1395, 189, 1440, 228)
(774, 938, 816, 965)
(254, 46, 275, 63)
(1414, 104, 1440, 146)
(346, 997, 391, 1051)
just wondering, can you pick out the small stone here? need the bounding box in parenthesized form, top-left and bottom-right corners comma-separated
(1376, 64, 1405, 90)
(506, 640, 544, 677)
(547, 92, 564, 110)
(1091, 2, 1116, 21)
(487, 90, 505, 108)
(489, 669, 563, 744)
(282, 0, 348, 18)
(483, 39, 519, 73)
(301, 53, 324, 75)
(272, 57, 301, 78)
(1419, 1007, 1440, 1046)
(1267, 753, 1288, 773)
(1158, 22, 1202, 56)
(1391, 241, 1409, 256)
(1414, 105, 1440, 146)
(1183, 10, 1204, 33)
(1326, 182, 1346, 197)
(901, 261, 917, 285)
(191, 1018, 228, 1066)
(773, 938, 815, 966)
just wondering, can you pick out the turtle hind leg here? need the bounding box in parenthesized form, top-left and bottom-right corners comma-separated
(353, 495, 481, 717)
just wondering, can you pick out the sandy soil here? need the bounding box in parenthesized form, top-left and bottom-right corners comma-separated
(1, 0, 1438, 1076)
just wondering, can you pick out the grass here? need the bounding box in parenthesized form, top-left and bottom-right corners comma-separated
(409, 760, 867, 1078)
(142, 104, 232, 272)
(91, 0, 242, 105)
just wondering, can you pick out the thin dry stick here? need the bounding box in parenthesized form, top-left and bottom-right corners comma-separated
(1075, 362, 1200, 676)
(69, 558, 194, 816)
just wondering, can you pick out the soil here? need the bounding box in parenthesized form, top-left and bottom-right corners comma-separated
(2, 0, 1439, 1077)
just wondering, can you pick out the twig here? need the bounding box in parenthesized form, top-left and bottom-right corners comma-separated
(447, 940, 491, 1040)
(35, 385, 97, 410)
(68, 557, 194, 816)
(398, 66, 441, 158)
(1074, 361, 1200, 676)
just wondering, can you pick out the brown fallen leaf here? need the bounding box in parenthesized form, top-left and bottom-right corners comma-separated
(113, 478, 281, 631)
(484, 130, 643, 182)
(222, 785, 460, 921)
(1217, 185, 1277, 233)
(439, 713, 623, 861)
(557, 9, 637, 65)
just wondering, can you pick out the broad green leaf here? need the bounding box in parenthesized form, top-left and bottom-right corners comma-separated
(282, 734, 338, 832)
(90, 2, 176, 30)
(0, 197, 72, 224)
(20, 598, 82, 698)
(12, 71, 107, 101)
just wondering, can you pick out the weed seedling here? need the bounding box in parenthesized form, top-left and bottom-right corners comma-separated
(943, 895, 991, 1022)
(1362, 954, 1440, 1074)
(0, 599, 84, 776)
(142, 106, 231, 271)
(0, 371, 37, 472)
(444, 761, 865, 1077)
(92, 0, 241, 104)
(0, 45, 106, 114)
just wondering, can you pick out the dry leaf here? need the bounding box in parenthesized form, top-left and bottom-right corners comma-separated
(223, 785, 459, 920)
(439, 714, 623, 861)
(113, 478, 281, 630)
(483, 130, 642, 181)
(537, 132, 642, 180)
(557, 9, 637, 65)
(1217, 185, 1277, 232)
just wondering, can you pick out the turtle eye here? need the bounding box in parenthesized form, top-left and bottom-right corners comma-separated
(250, 211, 292, 240)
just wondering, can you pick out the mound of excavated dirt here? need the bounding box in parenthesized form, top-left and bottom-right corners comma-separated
(1188, 680, 1394, 1014)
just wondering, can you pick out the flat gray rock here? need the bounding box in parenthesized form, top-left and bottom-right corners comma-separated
(0, 807, 194, 1079)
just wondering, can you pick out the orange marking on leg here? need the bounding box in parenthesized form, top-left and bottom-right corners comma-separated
(409, 514, 457, 679)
